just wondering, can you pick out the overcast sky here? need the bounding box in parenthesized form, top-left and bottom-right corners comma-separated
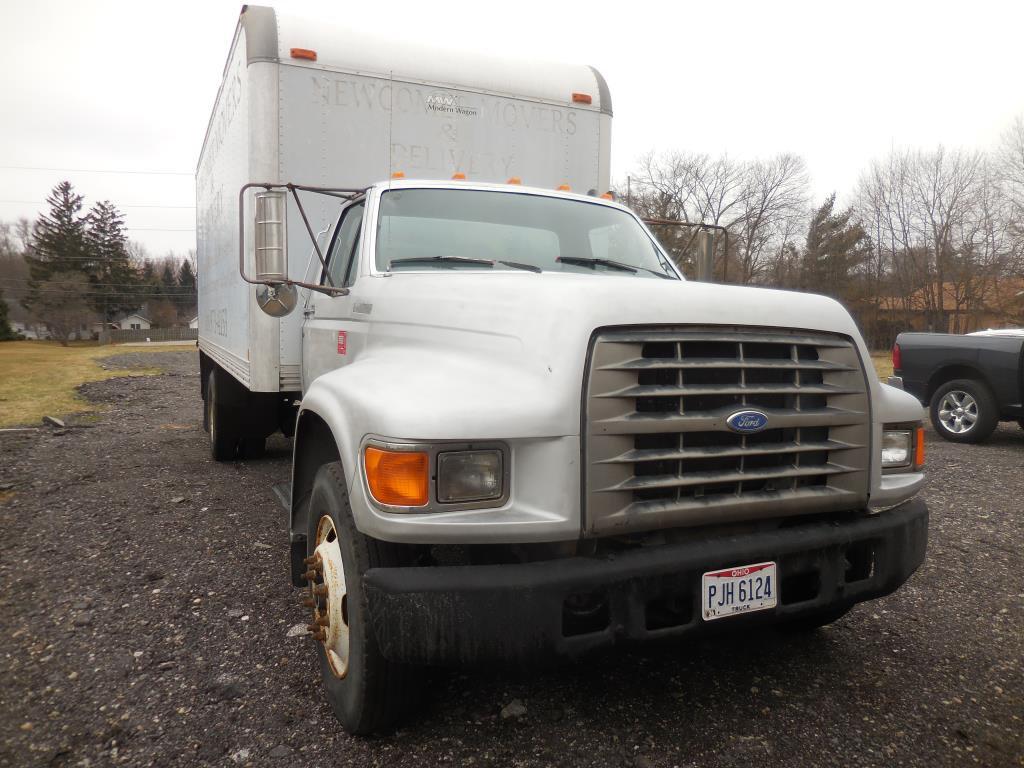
(2, 0, 1022, 257)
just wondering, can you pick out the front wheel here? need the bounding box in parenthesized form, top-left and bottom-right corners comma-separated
(929, 379, 998, 444)
(303, 462, 421, 735)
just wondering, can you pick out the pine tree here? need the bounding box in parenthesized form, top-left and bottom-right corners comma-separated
(177, 258, 197, 313)
(0, 290, 19, 341)
(800, 195, 870, 295)
(85, 201, 139, 332)
(23, 181, 90, 313)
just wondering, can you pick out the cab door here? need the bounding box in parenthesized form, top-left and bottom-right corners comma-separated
(301, 199, 366, 390)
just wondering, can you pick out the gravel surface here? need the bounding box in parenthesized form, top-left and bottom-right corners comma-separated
(1, 351, 1021, 767)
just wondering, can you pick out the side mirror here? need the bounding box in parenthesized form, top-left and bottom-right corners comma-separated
(254, 191, 288, 282)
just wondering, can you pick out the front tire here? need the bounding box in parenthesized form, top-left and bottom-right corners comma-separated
(304, 462, 421, 735)
(929, 379, 998, 444)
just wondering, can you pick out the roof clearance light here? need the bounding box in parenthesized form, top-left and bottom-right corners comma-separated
(506, 177, 522, 185)
(451, 172, 466, 180)
(572, 92, 593, 105)
(600, 192, 614, 200)
(556, 184, 571, 191)
(290, 48, 317, 61)
(391, 171, 405, 179)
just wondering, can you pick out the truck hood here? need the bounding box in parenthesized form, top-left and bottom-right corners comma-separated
(315, 272, 872, 441)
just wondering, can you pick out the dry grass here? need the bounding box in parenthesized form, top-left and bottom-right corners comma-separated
(870, 352, 894, 381)
(0, 341, 194, 428)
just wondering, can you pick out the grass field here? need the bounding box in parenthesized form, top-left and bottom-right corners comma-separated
(0, 341, 195, 428)
(870, 352, 894, 381)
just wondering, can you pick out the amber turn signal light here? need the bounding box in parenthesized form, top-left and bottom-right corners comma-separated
(914, 427, 925, 469)
(290, 48, 317, 61)
(571, 92, 592, 104)
(365, 447, 429, 506)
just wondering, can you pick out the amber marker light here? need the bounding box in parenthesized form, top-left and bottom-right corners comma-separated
(571, 92, 592, 104)
(556, 184, 571, 191)
(391, 171, 405, 179)
(365, 447, 429, 506)
(914, 427, 925, 470)
(451, 172, 466, 180)
(506, 177, 522, 185)
(290, 48, 317, 61)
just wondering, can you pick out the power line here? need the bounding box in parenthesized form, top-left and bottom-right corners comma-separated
(0, 199, 195, 209)
(0, 165, 193, 176)
(126, 227, 195, 232)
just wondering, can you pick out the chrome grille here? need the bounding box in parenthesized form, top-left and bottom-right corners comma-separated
(584, 328, 871, 536)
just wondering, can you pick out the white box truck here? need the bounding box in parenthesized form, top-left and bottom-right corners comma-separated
(198, 5, 929, 735)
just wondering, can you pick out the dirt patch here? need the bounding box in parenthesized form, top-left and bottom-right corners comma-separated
(0, 352, 1021, 767)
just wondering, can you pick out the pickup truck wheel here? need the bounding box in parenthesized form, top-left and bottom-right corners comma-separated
(206, 370, 240, 460)
(304, 462, 421, 735)
(929, 379, 998, 444)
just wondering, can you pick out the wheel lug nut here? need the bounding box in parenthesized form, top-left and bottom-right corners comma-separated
(313, 584, 328, 596)
(301, 598, 315, 608)
(302, 569, 318, 581)
(315, 616, 330, 627)
(303, 555, 319, 566)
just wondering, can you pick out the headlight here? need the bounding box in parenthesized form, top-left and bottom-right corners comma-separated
(881, 426, 924, 470)
(437, 450, 503, 503)
(881, 430, 912, 468)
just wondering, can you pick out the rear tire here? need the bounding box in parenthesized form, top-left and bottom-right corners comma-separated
(929, 379, 998, 444)
(305, 462, 422, 735)
(206, 370, 240, 461)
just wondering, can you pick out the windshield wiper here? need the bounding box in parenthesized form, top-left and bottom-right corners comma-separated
(557, 256, 637, 273)
(389, 255, 494, 268)
(558, 255, 676, 279)
(497, 260, 542, 273)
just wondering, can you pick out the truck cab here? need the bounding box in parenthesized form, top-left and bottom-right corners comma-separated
(197, 6, 929, 735)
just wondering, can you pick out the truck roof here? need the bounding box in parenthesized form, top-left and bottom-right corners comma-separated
(236, 5, 611, 116)
(365, 178, 626, 209)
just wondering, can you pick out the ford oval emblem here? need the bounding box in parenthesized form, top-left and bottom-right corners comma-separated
(726, 410, 769, 433)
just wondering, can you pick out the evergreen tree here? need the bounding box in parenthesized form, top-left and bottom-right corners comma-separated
(160, 259, 178, 297)
(23, 181, 89, 312)
(177, 258, 197, 312)
(85, 201, 139, 328)
(800, 195, 870, 294)
(0, 290, 19, 340)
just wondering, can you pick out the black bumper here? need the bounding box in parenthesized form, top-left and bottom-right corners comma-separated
(363, 498, 928, 665)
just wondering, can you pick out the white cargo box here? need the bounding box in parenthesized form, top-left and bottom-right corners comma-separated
(197, 5, 613, 392)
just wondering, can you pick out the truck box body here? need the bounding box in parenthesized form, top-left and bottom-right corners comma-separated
(197, 6, 612, 392)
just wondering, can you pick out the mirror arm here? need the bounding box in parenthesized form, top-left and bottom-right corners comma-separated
(288, 184, 335, 287)
(238, 182, 364, 297)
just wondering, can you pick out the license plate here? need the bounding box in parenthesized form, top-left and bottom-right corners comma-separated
(701, 561, 777, 621)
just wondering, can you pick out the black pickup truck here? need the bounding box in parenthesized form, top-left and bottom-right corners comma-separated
(892, 330, 1024, 443)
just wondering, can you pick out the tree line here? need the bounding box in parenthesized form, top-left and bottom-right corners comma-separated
(0, 181, 197, 344)
(628, 116, 1024, 347)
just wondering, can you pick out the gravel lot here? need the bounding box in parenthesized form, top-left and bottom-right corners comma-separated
(1, 350, 1021, 767)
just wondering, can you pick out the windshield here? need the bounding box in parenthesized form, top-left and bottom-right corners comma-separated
(375, 188, 678, 279)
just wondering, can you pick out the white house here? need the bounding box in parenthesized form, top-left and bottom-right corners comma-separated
(118, 313, 152, 331)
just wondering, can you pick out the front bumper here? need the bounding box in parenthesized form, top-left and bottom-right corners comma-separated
(363, 498, 929, 664)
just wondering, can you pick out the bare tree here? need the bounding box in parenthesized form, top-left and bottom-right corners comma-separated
(630, 151, 809, 283)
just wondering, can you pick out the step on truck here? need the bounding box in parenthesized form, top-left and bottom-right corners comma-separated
(197, 5, 930, 734)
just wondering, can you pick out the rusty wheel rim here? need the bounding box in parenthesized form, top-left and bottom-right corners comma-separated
(305, 515, 350, 678)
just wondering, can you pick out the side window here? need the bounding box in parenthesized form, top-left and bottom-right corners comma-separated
(325, 201, 365, 287)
